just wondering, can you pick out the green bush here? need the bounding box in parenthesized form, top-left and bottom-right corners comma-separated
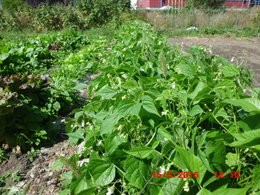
(2, 0, 29, 11)
(0, 0, 130, 31)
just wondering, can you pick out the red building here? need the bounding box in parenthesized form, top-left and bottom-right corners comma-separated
(138, 0, 253, 8)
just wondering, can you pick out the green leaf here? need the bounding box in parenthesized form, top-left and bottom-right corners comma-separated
(124, 146, 156, 159)
(252, 164, 260, 192)
(105, 132, 128, 156)
(50, 159, 64, 171)
(122, 79, 138, 89)
(197, 188, 212, 195)
(189, 105, 204, 116)
(117, 100, 141, 117)
(74, 177, 90, 194)
(100, 113, 120, 135)
(124, 157, 147, 189)
(157, 126, 174, 141)
(225, 153, 238, 167)
(212, 185, 249, 195)
(159, 177, 185, 195)
(237, 114, 260, 131)
(73, 83, 86, 90)
(67, 129, 84, 139)
(174, 145, 207, 184)
(175, 63, 196, 77)
(0, 53, 9, 61)
(96, 85, 117, 99)
(224, 98, 260, 112)
(230, 129, 260, 147)
(188, 81, 207, 100)
(87, 159, 115, 186)
(53, 101, 61, 111)
(219, 64, 240, 77)
(141, 95, 160, 116)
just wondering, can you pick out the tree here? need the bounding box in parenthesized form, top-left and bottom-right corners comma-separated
(188, 0, 225, 9)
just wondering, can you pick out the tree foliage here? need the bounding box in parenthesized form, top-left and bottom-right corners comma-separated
(188, 0, 225, 9)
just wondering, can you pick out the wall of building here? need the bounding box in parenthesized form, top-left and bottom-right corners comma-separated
(163, 0, 187, 7)
(225, 0, 250, 8)
(138, 0, 252, 8)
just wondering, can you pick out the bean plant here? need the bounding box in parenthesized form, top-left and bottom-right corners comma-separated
(55, 22, 260, 195)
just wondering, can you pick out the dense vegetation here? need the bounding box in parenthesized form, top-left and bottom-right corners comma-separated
(146, 8, 260, 38)
(0, 1, 260, 194)
(187, 0, 225, 9)
(49, 21, 259, 195)
(0, 0, 130, 31)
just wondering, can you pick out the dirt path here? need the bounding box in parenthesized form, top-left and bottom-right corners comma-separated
(169, 37, 260, 87)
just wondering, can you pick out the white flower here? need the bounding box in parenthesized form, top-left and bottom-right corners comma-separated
(78, 158, 90, 167)
(122, 74, 128, 79)
(77, 141, 86, 154)
(106, 186, 115, 195)
(159, 166, 166, 174)
(96, 140, 102, 146)
(171, 82, 176, 89)
(81, 119, 85, 128)
(183, 181, 189, 192)
(161, 110, 169, 116)
(117, 125, 123, 131)
(121, 95, 126, 100)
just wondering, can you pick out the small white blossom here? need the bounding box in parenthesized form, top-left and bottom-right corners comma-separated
(81, 119, 85, 128)
(162, 110, 169, 116)
(171, 82, 176, 89)
(78, 158, 90, 167)
(183, 181, 189, 192)
(159, 166, 166, 174)
(96, 140, 102, 146)
(106, 186, 115, 195)
(77, 141, 86, 154)
(117, 125, 123, 131)
(121, 95, 126, 100)
(122, 74, 128, 79)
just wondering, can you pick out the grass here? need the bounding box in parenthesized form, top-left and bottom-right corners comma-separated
(0, 24, 116, 41)
(144, 7, 260, 37)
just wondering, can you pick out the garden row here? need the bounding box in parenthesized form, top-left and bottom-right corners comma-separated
(0, 30, 114, 161)
(51, 22, 260, 194)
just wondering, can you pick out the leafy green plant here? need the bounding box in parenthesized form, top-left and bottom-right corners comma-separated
(58, 21, 259, 194)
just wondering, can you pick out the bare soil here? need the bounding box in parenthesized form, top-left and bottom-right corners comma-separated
(169, 37, 260, 87)
(0, 141, 77, 195)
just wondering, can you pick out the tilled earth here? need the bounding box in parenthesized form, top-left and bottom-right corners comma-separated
(0, 141, 77, 195)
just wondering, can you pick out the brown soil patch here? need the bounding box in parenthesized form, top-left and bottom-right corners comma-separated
(169, 37, 260, 87)
(0, 140, 77, 195)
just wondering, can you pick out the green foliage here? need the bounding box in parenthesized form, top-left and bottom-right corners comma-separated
(0, 32, 91, 153)
(187, 0, 225, 9)
(56, 21, 259, 194)
(2, 0, 28, 12)
(0, 74, 50, 149)
(0, 0, 130, 31)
